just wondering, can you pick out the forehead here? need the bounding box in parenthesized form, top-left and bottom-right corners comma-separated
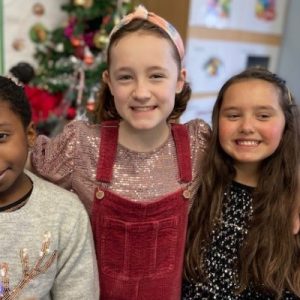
(0, 101, 21, 123)
(222, 79, 281, 108)
(109, 31, 177, 64)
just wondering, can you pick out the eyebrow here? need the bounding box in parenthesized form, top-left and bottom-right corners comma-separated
(221, 105, 277, 111)
(0, 122, 13, 128)
(113, 66, 168, 73)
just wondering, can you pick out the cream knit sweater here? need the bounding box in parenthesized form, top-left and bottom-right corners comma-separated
(0, 171, 99, 300)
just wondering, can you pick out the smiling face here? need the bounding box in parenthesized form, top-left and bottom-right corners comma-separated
(103, 31, 185, 136)
(0, 101, 35, 204)
(218, 79, 286, 174)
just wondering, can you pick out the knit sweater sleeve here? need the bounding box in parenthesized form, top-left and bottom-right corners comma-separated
(50, 200, 99, 299)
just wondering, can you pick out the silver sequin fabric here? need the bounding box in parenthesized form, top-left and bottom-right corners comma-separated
(182, 181, 299, 299)
(31, 119, 210, 215)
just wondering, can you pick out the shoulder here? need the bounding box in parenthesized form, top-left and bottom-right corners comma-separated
(36, 120, 99, 142)
(26, 171, 87, 217)
(183, 119, 211, 148)
(184, 118, 211, 132)
(58, 119, 100, 140)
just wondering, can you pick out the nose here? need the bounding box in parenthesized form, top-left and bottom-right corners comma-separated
(132, 80, 151, 101)
(239, 116, 255, 134)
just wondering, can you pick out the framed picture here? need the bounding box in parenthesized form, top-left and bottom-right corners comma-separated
(189, 0, 288, 34)
(185, 38, 279, 93)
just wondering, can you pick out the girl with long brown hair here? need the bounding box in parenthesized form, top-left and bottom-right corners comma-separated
(183, 67, 300, 299)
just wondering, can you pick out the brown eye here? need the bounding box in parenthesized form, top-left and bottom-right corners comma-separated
(0, 133, 9, 142)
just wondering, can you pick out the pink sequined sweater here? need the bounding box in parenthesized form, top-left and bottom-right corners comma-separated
(31, 119, 211, 215)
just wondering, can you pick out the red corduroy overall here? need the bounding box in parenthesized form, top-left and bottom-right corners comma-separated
(92, 121, 192, 300)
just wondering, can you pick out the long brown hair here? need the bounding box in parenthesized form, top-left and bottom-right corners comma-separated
(184, 67, 300, 297)
(93, 19, 191, 123)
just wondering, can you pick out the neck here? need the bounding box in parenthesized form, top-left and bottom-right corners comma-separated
(234, 163, 259, 187)
(0, 173, 32, 207)
(118, 121, 170, 152)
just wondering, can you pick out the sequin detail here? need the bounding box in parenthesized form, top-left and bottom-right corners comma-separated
(182, 182, 299, 300)
(32, 119, 211, 215)
(0, 232, 57, 300)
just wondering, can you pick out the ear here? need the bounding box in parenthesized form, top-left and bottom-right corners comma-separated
(26, 121, 36, 148)
(176, 68, 187, 94)
(102, 70, 114, 96)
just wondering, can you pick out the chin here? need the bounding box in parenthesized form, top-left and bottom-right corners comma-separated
(130, 121, 159, 131)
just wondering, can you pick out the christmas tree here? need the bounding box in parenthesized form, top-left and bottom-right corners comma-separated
(29, 0, 132, 134)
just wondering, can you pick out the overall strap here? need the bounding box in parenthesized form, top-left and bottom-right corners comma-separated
(171, 123, 192, 183)
(96, 120, 119, 183)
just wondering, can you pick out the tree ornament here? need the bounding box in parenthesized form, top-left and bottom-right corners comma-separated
(12, 38, 25, 51)
(73, 0, 93, 8)
(93, 29, 109, 49)
(70, 36, 84, 47)
(73, 0, 86, 6)
(74, 45, 85, 59)
(86, 93, 96, 112)
(83, 46, 94, 65)
(32, 3, 45, 16)
(55, 43, 64, 53)
(29, 23, 48, 43)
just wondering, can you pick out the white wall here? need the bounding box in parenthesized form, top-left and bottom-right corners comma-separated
(3, 0, 67, 73)
(277, 0, 300, 102)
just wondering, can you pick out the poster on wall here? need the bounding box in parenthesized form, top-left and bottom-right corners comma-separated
(189, 0, 288, 34)
(185, 38, 279, 94)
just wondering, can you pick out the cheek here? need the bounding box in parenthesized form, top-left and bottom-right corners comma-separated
(112, 89, 127, 106)
(218, 120, 233, 144)
(266, 123, 285, 146)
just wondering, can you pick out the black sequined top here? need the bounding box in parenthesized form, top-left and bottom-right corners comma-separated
(182, 181, 299, 300)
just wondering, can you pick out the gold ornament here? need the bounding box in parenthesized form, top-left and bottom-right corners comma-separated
(73, 0, 93, 8)
(93, 29, 109, 49)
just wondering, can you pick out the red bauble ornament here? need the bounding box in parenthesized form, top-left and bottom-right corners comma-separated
(70, 36, 83, 47)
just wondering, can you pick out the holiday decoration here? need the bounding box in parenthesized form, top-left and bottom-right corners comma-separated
(83, 46, 94, 65)
(29, 23, 48, 43)
(93, 29, 109, 49)
(28, 0, 132, 135)
(73, 0, 94, 8)
(32, 3, 45, 16)
(12, 38, 25, 51)
(73, 0, 86, 6)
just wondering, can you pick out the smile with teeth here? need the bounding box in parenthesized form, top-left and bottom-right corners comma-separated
(131, 106, 157, 111)
(236, 140, 260, 146)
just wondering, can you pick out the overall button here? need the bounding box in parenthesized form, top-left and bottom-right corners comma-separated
(96, 189, 105, 200)
(183, 189, 190, 199)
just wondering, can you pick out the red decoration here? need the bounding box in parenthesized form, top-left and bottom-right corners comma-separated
(74, 45, 85, 59)
(24, 85, 76, 124)
(83, 47, 94, 65)
(70, 36, 83, 47)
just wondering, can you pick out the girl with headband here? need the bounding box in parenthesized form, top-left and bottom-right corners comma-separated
(28, 5, 211, 299)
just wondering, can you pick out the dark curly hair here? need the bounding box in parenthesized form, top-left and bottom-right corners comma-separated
(0, 76, 32, 128)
